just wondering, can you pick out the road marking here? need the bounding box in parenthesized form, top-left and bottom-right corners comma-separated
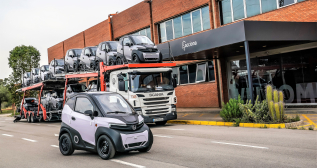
(51, 145, 59, 148)
(2, 134, 13, 137)
(156, 128, 185, 131)
(54, 134, 59, 136)
(154, 135, 173, 138)
(211, 141, 268, 149)
(302, 114, 317, 127)
(182, 114, 189, 117)
(22, 138, 37, 142)
(111, 159, 145, 168)
(5, 119, 12, 120)
(36, 124, 41, 125)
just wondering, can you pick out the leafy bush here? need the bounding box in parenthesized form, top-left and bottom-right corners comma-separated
(220, 95, 244, 122)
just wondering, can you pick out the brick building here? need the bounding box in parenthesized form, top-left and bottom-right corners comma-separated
(48, 0, 317, 107)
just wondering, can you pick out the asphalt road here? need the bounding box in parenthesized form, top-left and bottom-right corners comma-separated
(0, 116, 316, 168)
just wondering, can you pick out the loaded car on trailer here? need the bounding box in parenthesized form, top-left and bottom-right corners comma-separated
(64, 48, 82, 72)
(59, 92, 153, 160)
(22, 72, 31, 87)
(39, 65, 50, 81)
(96, 41, 119, 66)
(41, 90, 64, 112)
(48, 59, 65, 78)
(78, 47, 103, 71)
(19, 98, 39, 123)
(31, 68, 41, 84)
(117, 35, 162, 64)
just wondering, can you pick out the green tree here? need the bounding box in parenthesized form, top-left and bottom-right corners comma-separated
(0, 84, 10, 113)
(8, 45, 40, 82)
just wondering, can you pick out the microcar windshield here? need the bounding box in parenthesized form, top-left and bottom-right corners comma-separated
(93, 94, 135, 114)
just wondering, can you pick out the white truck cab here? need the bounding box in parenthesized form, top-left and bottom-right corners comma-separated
(107, 67, 177, 125)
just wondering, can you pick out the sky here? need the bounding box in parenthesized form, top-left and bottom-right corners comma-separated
(0, 0, 143, 80)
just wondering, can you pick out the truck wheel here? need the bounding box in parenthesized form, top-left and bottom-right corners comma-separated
(30, 114, 36, 123)
(155, 121, 167, 125)
(133, 54, 140, 63)
(27, 114, 31, 123)
(59, 133, 74, 156)
(97, 135, 116, 160)
(138, 129, 153, 153)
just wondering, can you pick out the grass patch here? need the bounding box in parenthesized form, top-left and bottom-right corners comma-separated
(308, 126, 314, 130)
(0, 109, 14, 114)
(299, 126, 305, 130)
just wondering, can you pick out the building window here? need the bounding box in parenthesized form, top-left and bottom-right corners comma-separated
(131, 27, 152, 40)
(159, 6, 210, 43)
(174, 61, 215, 85)
(220, 0, 305, 25)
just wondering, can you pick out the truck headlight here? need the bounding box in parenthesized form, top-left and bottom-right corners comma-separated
(172, 107, 176, 112)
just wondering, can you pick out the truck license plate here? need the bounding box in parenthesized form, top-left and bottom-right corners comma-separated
(153, 118, 164, 122)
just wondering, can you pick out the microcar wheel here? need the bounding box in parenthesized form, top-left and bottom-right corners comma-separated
(30, 114, 35, 123)
(59, 133, 74, 156)
(97, 135, 115, 160)
(133, 54, 140, 63)
(155, 121, 167, 125)
(109, 58, 116, 66)
(116, 58, 123, 65)
(138, 129, 153, 153)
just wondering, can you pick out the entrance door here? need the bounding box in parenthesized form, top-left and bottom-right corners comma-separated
(71, 97, 95, 145)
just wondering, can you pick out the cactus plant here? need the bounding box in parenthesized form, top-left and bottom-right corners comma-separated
(279, 91, 284, 102)
(273, 89, 279, 103)
(268, 101, 275, 120)
(274, 103, 280, 122)
(279, 102, 284, 121)
(266, 85, 273, 103)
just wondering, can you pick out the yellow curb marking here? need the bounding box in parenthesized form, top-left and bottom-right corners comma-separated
(198, 114, 204, 117)
(302, 114, 317, 127)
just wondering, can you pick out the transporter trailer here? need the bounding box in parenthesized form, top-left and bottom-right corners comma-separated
(62, 62, 178, 125)
(14, 80, 78, 123)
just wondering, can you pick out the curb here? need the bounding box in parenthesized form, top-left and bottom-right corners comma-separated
(167, 120, 302, 128)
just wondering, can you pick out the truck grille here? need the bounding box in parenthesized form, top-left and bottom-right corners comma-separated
(144, 101, 169, 105)
(145, 108, 169, 114)
(143, 97, 169, 101)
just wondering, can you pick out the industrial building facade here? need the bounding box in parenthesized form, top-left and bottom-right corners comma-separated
(48, 0, 317, 108)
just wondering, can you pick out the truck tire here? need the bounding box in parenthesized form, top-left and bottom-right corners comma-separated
(27, 114, 31, 123)
(155, 121, 167, 125)
(132, 54, 140, 63)
(138, 129, 153, 152)
(59, 133, 74, 156)
(30, 114, 36, 123)
(97, 135, 116, 160)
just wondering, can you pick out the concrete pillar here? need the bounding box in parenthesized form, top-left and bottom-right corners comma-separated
(244, 41, 254, 104)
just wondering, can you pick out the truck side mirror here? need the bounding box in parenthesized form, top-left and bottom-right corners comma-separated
(172, 78, 177, 88)
(118, 76, 125, 91)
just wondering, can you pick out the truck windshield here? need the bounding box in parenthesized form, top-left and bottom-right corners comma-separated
(131, 36, 154, 45)
(26, 72, 30, 77)
(108, 42, 118, 51)
(56, 59, 64, 66)
(130, 72, 174, 92)
(74, 49, 82, 57)
(93, 94, 134, 114)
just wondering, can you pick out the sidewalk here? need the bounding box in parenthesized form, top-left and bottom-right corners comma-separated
(176, 107, 317, 121)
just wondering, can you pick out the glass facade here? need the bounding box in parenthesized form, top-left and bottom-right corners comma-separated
(159, 6, 211, 43)
(227, 48, 317, 104)
(132, 27, 151, 40)
(172, 61, 215, 85)
(220, 0, 306, 25)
